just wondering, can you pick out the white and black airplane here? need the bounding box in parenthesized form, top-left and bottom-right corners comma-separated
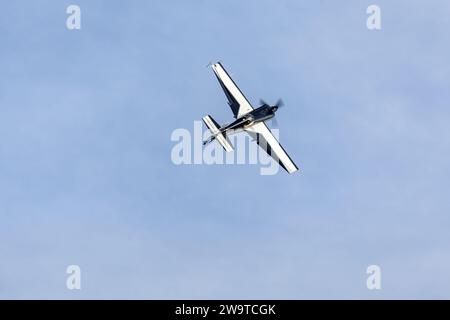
(202, 62, 299, 174)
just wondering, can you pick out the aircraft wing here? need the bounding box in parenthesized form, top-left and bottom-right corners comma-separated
(211, 62, 253, 118)
(245, 122, 299, 174)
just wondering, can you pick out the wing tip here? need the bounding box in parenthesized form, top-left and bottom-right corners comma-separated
(211, 61, 224, 70)
(288, 166, 300, 174)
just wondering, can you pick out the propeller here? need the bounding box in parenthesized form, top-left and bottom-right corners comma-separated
(260, 98, 284, 109)
(270, 99, 284, 128)
(275, 98, 284, 109)
(259, 99, 269, 107)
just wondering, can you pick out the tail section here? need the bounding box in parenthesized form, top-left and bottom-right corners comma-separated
(202, 115, 234, 152)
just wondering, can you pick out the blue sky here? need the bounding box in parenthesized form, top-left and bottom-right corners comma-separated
(1, 0, 450, 299)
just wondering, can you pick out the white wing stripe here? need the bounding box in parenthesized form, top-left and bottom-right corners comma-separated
(246, 122, 299, 174)
(211, 63, 253, 118)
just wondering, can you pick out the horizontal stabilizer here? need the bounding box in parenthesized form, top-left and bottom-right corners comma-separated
(202, 115, 234, 152)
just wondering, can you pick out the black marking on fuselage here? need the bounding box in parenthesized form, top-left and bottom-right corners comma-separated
(221, 105, 276, 133)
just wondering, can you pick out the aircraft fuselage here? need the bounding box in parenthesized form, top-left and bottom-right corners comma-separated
(220, 105, 277, 134)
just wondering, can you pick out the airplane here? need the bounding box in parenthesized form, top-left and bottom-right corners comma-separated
(202, 62, 299, 174)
